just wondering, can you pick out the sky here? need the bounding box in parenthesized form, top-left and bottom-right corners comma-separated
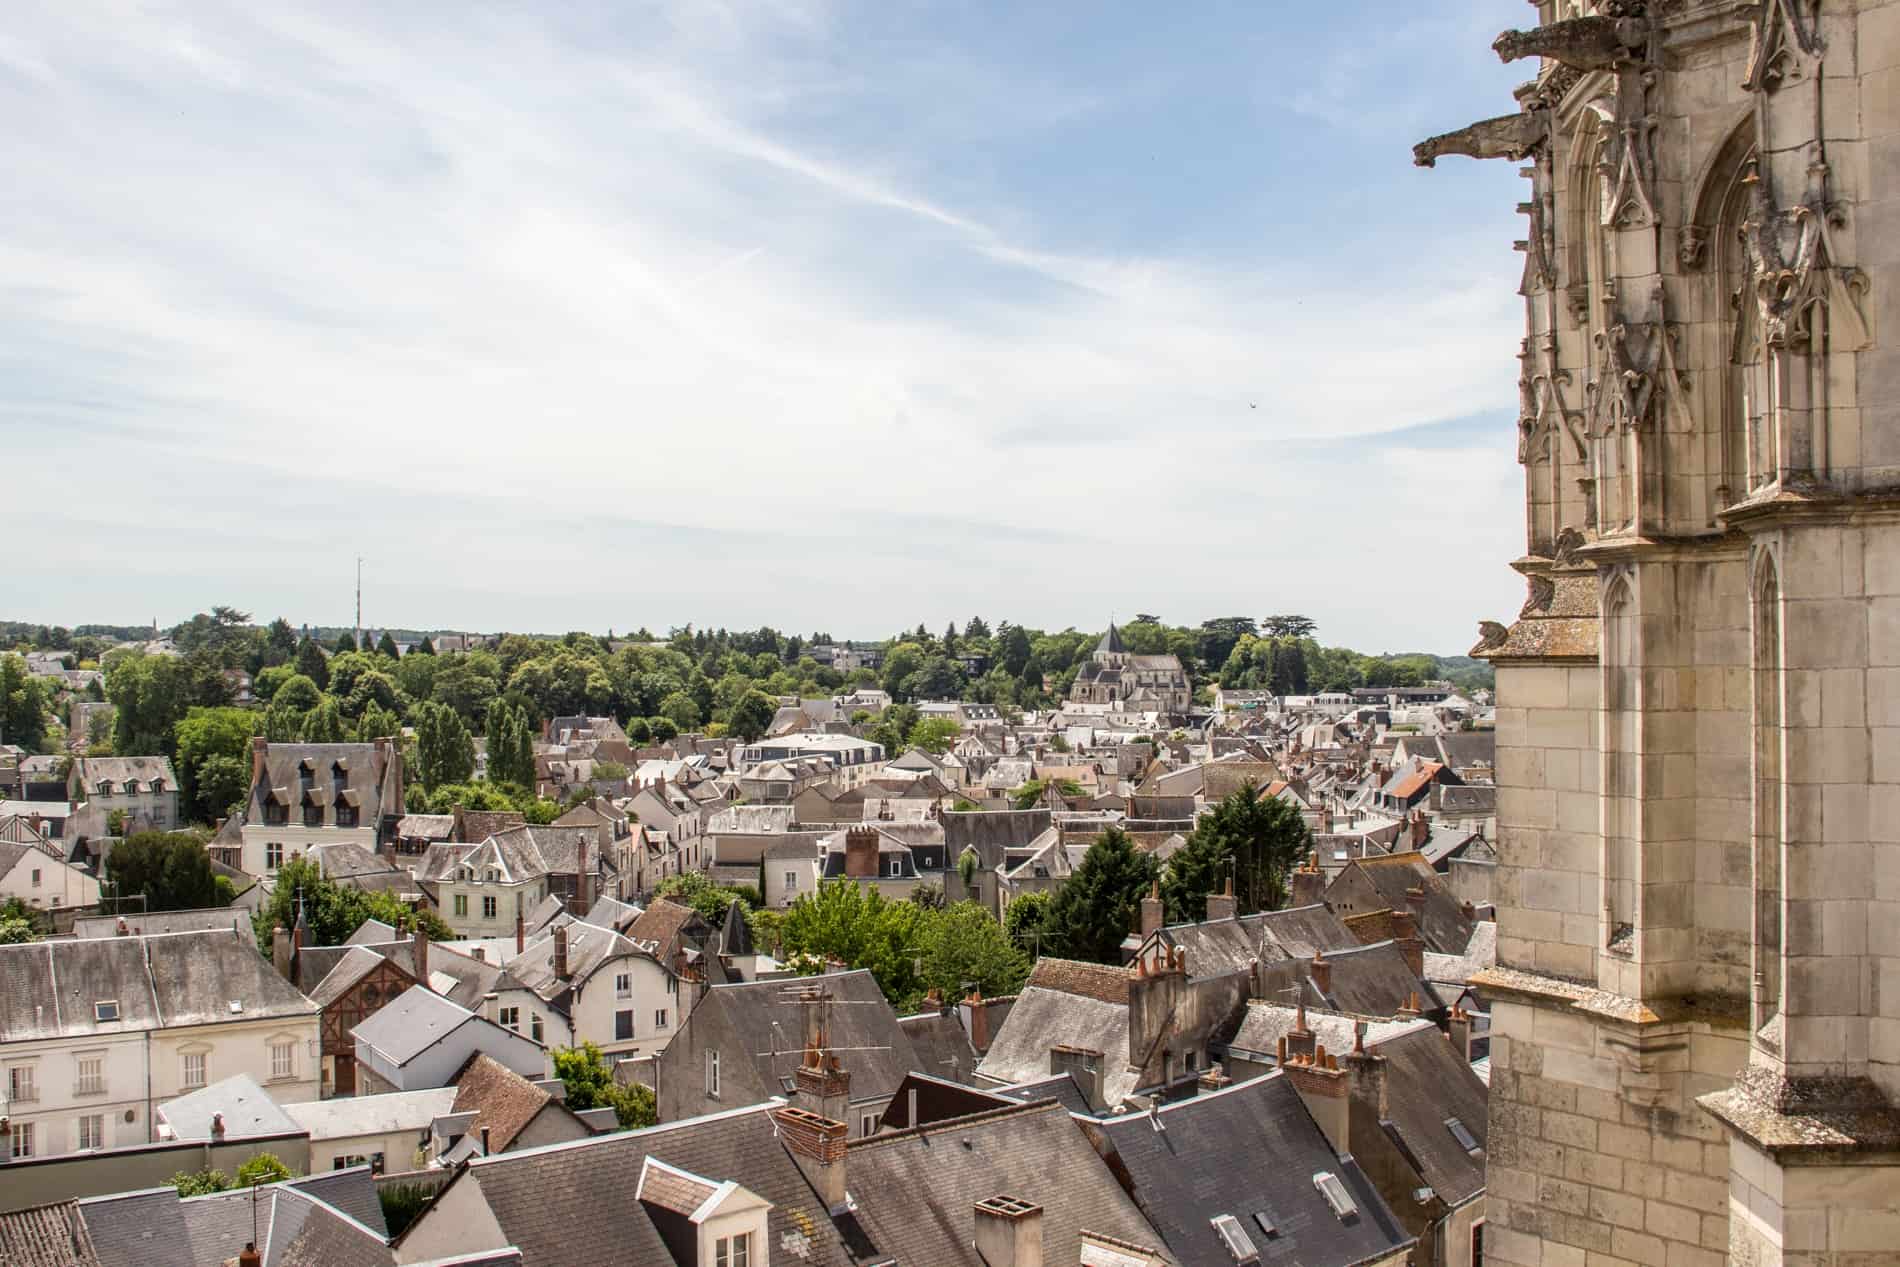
(3, 2, 1534, 654)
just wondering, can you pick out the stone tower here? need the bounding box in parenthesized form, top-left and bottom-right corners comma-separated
(1418, 2, 1900, 1264)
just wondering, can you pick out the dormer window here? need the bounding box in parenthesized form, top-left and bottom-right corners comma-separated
(299, 759, 316, 789)
(1313, 1172, 1358, 1221)
(96, 781, 113, 796)
(149, 779, 164, 794)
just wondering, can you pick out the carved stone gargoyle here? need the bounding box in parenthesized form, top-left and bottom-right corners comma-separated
(1493, 15, 1645, 71)
(1412, 111, 1545, 168)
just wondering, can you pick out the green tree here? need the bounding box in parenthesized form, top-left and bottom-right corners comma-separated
(999, 625, 1033, 677)
(377, 631, 401, 659)
(652, 873, 759, 927)
(108, 832, 225, 911)
(484, 700, 536, 789)
(333, 632, 359, 654)
(171, 1168, 231, 1196)
(551, 1041, 657, 1129)
(914, 901, 1028, 1002)
(1043, 829, 1160, 964)
(1163, 784, 1312, 918)
(106, 652, 190, 758)
(0, 654, 50, 752)
(252, 857, 454, 947)
(1261, 615, 1317, 640)
(726, 689, 777, 744)
(658, 690, 701, 732)
(414, 702, 475, 790)
(779, 881, 925, 1008)
(908, 717, 961, 754)
(236, 1154, 295, 1186)
(1001, 891, 1053, 956)
(647, 716, 679, 743)
(356, 701, 401, 745)
(294, 637, 331, 689)
(194, 755, 251, 823)
(0, 897, 40, 944)
(174, 707, 257, 823)
(301, 697, 345, 743)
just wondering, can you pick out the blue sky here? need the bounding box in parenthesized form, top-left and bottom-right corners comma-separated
(3, 2, 1531, 653)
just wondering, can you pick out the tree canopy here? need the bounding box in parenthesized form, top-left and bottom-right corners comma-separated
(1041, 828, 1161, 964)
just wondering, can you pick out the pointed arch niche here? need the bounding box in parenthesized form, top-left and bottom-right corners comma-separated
(1600, 572, 1640, 961)
(1750, 547, 1785, 1052)
(1687, 114, 1772, 505)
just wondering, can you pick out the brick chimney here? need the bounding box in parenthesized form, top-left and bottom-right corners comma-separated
(576, 838, 589, 913)
(1410, 810, 1429, 850)
(1396, 990, 1422, 1021)
(962, 990, 994, 1054)
(1308, 949, 1331, 999)
(1285, 994, 1317, 1062)
(553, 923, 570, 980)
(238, 1244, 262, 1267)
(775, 1106, 848, 1209)
(1448, 1004, 1473, 1061)
(271, 925, 292, 979)
(974, 1196, 1044, 1267)
(250, 736, 268, 797)
(1390, 908, 1424, 980)
(515, 911, 526, 956)
(844, 826, 880, 879)
(414, 926, 429, 985)
(794, 1051, 851, 1129)
(1343, 1021, 1388, 1122)
(1048, 1045, 1106, 1113)
(1205, 875, 1236, 923)
(1290, 852, 1326, 908)
(1139, 880, 1163, 939)
(1281, 1046, 1350, 1154)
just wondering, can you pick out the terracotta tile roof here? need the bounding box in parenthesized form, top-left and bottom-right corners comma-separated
(1025, 957, 1130, 1005)
(0, 1200, 101, 1267)
(452, 1052, 554, 1152)
(625, 898, 700, 960)
(1342, 909, 1399, 945)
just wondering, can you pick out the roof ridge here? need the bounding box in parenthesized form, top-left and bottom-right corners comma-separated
(845, 1097, 1059, 1152)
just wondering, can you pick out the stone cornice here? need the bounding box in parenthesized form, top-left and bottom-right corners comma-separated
(1719, 482, 1900, 532)
(1472, 965, 1747, 1034)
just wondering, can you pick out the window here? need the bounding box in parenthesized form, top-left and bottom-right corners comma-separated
(271, 1043, 295, 1081)
(715, 1233, 751, 1267)
(78, 1114, 103, 1150)
(10, 1122, 33, 1159)
(303, 804, 323, 828)
(76, 1055, 104, 1095)
(1445, 1117, 1481, 1154)
(498, 1007, 520, 1032)
(706, 1050, 720, 1098)
(265, 841, 284, 870)
(615, 1010, 633, 1042)
(861, 1113, 878, 1137)
(784, 870, 798, 893)
(1472, 1220, 1484, 1267)
(29, 869, 39, 888)
(615, 972, 632, 999)
(265, 803, 287, 827)
(530, 1014, 544, 1043)
(1210, 1214, 1259, 1263)
(666, 975, 678, 995)
(181, 1051, 206, 1090)
(1313, 1172, 1358, 1221)
(336, 804, 358, 829)
(454, 894, 469, 918)
(482, 895, 497, 920)
(654, 1009, 668, 1030)
(97, 781, 113, 796)
(8, 1064, 37, 1103)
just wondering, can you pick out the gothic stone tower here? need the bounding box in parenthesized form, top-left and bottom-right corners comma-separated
(1419, 2, 1900, 1264)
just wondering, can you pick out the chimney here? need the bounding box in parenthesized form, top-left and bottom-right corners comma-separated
(1309, 949, 1331, 999)
(1448, 1005, 1473, 1062)
(1048, 1045, 1106, 1113)
(250, 736, 268, 796)
(576, 838, 589, 913)
(1127, 946, 1186, 1078)
(795, 1051, 851, 1129)
(775, 1106, 849, 1210)
(844, 826, 880, 878)
(1344, 1021, 1389, 1123)
(482, 992, 500, 1023)
(480, 1126, 491, 1155)
(1205, 875, 1236, 923)
(1291, 852, 1326, 908)
(974, 1196, 1044, 1267)
(1139, 880, 1163, 939)
(1411, 811, 1429, 849)
(962, 990, 994, 1054)
(515, 911, 526, 956)
(1281, 1046, 1350, 1154)
(238, 1245, 262, 1267)
(1390, 909, 1424, 981)
(115, 917, 128, 937)
(1285, 994, 1317, 1062)
(553, 924, 570, 980)
(271, 926, 293, 979)
(1405, 885, 1427, 914)
(209, 1113, 225, 1142)
(414, 927, 429, 985)
(1397, 990, 1422, 1021)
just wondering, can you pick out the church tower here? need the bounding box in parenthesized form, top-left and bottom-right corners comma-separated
(1420, 2, 1900, 1263)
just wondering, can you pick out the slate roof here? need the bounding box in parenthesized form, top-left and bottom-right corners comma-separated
(81, 1170, 388, 1267)
(157, 1073, 300, 1140)
(898, 1010, 980, 1085)
(976, 986, 1137, 1108)
(420, 1103, 852, 1267)
(1316, 941, 1443, 1018)
(1370, 1024, 1489, 1206)
(1331, 852, 1475, 954)
(1423, 921, 1497, 990)
(245, 741, 401, 831)
(352, 985, 477, 1066)
(0, 929, 314, 1042)
(70, 908, 257, 945)
(283, 1086, 459, 1143)
(843, 1100, 1166, 1266)
(1224, 1004, 1433, 1065)
(0, 1200, 101, 1267)
(501, 922, 652, 1013)
(1091, 1073, 1411, 1267)
(696, 969, 918, 1108)
(71, 756, 177, 792)
(994, 1072, 1095, 1117)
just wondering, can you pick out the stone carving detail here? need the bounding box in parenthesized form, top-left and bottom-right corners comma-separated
(1412, 112, 1546, 167)
(1741, 155, 1873, 355)
(1475, 621, 1510, 652)
(1552, 526, 1588, 568)
(1743, 0, 1822, 93)
(1493, 15, 1645, 71)
(1521, 575, 1557, 617)
(1678, 224, 1709, 270)
(1588, 320, 1661, 437)
(1605, 122, 1660, 228)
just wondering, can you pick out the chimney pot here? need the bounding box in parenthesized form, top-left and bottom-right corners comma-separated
(974, 1196, 1044, 1267)
(553, 924, 570, 980)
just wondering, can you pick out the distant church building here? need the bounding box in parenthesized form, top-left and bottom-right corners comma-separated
(1420, 2, 1900, 1264)
(1069, 624, 1191, 712)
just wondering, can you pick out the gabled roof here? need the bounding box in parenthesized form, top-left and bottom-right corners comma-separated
(1091, 1073, 1412, 1267)
(843, 1100, 1164, 1266)
(1330, 851, 1475, 954)
(976, 986, 1137, 1108)
(696, 968, 918, 1107)
(451, 1052, 559, 1153)
(352, 985, 480, 1066)
(0, 1201, 101, 1267)
(1370, 1024, 1489, 1205)
(416, 1103, 852, 1267)
(897, 1010, 979, 1085)
(623, 898, 704, 964)
(1224, 1003, 1431, 1064)
(1024, 957, 1129, 1005)
(157, 1073, 300, 1141)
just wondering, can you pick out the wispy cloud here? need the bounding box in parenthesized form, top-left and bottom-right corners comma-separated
(3, 0, 1532, 649)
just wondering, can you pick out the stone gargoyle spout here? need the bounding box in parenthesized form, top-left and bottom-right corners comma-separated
(1412, 112, 1544, 168)
(1492, 15, 1644, 70)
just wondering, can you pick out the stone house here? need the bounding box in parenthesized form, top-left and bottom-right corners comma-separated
(228, 738, 404, 883)
(67, 757, 177, 834)
(0, 840, 100, 913)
